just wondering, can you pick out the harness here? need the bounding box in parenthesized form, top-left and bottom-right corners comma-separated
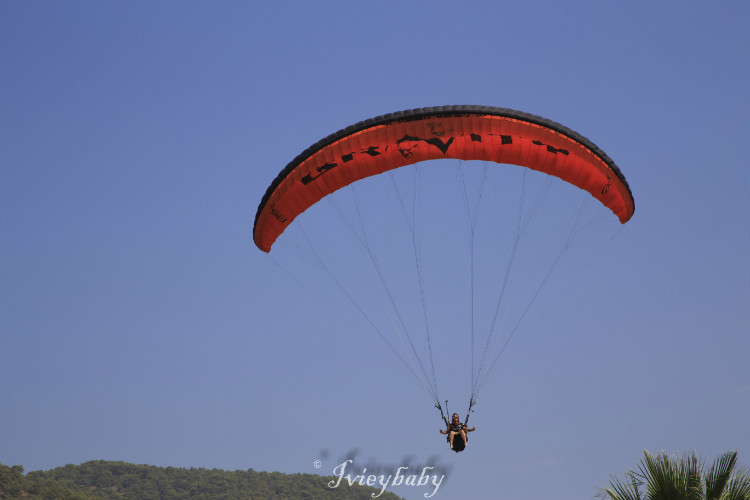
(435, 397, 476, 428)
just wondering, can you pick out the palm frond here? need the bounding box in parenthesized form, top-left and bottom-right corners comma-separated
(705, 451, 737, 500)
(721, 467, 750, 500)
(638, 450, 703, 500)
(599, 471, 643, 500)
(600, 450, 749, 500)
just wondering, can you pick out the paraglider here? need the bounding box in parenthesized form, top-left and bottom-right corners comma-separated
(253, 105, 634, 449)
(254, 105, 633, 253)
(435, 401, 476, 453)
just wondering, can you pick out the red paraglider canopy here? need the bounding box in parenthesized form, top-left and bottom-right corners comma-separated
(254, 105, 634, 252)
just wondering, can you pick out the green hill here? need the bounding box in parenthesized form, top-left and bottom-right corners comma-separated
(0, 461, 406, 500)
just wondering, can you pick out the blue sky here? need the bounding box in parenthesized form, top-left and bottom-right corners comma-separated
(1, 2, 748, 499)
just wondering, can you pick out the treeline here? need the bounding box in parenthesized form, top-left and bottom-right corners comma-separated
(0, 461, 405, 500)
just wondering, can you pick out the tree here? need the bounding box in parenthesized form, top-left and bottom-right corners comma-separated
(600, 450, 750, 500)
